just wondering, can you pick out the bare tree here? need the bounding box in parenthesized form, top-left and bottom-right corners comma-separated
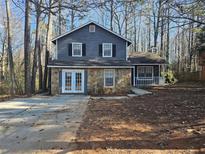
(24, 0, 32, 96)
(5, 0, 16, 96)
(31, 0, 43, 93)
(0, 33, 6, 81)
(43, 0, 52, 91)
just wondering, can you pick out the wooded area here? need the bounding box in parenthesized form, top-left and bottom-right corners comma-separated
(0, 0, 205, 96)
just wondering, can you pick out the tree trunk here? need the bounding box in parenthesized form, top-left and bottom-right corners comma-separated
(133, 12, 137, 52)
(110, 0, 113, 31)
(5, 0, 15, 96)
(43, 0, 52, 91)
(0, 39, 5, 81)
(58, 0, 62, 35)
(148, 16, 151, 50)
(124, 2, 128, 38)
(166, 6, 170, 63)
(160, 9, 164, 56)
(24, 0, 31, 96)
(137, 11, 142, 52)
(31, 13, 40, 93)
(31, 0, 42, 93)
(48, 58, 51, 95)
(38, 40, 42, 90)
(70, 0, 75, 30)
(153, 0, 162, 48)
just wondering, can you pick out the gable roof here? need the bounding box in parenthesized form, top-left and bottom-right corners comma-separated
(128, 52, 167, 64)
(52, 21, 132, 45)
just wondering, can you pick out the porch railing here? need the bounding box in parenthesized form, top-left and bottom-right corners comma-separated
(135, 77, 165, 87)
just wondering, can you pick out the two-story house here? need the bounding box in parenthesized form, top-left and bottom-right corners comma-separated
(48, 21, 133, 95)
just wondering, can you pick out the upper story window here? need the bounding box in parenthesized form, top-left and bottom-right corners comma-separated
(89, 25, 95, 32)
(103, 43, 112, 57)
(72, 43, 82, 57)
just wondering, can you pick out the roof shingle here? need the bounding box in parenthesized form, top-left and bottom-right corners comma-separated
(48, 58, 132, 67)
(128, 52, 166, 64)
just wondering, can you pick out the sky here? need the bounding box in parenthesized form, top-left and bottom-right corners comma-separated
(0, 0, 183, 62)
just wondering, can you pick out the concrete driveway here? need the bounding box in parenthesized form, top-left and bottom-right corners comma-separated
(0, 95, 89, 154)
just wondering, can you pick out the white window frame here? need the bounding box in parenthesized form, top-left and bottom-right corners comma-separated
(89, 25, 95, 32)
(102, 43, 112, 57)
(104, 69, 115, 88)
(72, 42, 82, 57)
(137, 66, 154, 80)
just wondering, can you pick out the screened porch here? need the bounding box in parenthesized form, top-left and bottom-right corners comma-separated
(133, 65, 166, 87)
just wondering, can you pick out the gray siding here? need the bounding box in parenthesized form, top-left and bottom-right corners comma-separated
(57, 23, 127, 61)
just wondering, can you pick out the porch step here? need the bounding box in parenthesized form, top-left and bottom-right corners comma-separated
(131, 87, 152, 96)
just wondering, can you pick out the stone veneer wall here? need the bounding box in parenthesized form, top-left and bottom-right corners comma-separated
(87, 68, 131, 95)
(50, 68, 131, 95)
(51, 68, 60, 95)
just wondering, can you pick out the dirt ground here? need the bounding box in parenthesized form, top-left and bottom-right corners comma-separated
(73, 84, 205, 154)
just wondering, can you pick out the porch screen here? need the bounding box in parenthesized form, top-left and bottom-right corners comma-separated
(137, 66, 153, 79)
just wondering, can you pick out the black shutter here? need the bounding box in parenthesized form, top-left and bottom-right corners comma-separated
(68, 44, 72, 56)
(99, 44, 102, 56)
(112, 44, 116, 57)
(82, 44, 86, 56)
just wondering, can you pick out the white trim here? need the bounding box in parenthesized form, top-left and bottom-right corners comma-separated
(132, 63, 167, 65)
(102, 43, 112, 57)
(48, 65, 132, 68)
(137, 66, 154, 80)
(62, 69, 84, 93)
(133, 67, 136, 86)
(72, 42, 82, 57)
(52, 21, 132, 44)
(104, 69, 115, 88)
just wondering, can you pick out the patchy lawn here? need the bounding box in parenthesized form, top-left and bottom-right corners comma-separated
(73, 85, 205, 153)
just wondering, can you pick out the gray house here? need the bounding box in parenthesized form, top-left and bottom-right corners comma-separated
(48, 21, 133, 95)
(48, 21, 166, 95)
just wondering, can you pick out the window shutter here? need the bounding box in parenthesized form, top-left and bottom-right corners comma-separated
(99, 44, 102, 56)
(112, 44, 116, 57)
(82, 44, 86, 56)
(68, 44, 72, 56)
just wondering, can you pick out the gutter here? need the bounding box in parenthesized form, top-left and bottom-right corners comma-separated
(47, 65, 133, 69)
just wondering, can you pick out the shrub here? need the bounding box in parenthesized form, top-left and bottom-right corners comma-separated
(162, 70, 177, 84)
(0, 81, 10, 95)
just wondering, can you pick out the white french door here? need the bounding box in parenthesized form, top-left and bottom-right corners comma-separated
(62, 69, 84, 93)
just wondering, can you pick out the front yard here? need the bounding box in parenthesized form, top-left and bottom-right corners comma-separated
(0, 84, 205, 154)
(73, 84, 205, 153)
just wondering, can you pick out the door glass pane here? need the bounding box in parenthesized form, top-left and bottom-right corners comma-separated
(75, 72, 82, 91)
(65, 72, 72, 91)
